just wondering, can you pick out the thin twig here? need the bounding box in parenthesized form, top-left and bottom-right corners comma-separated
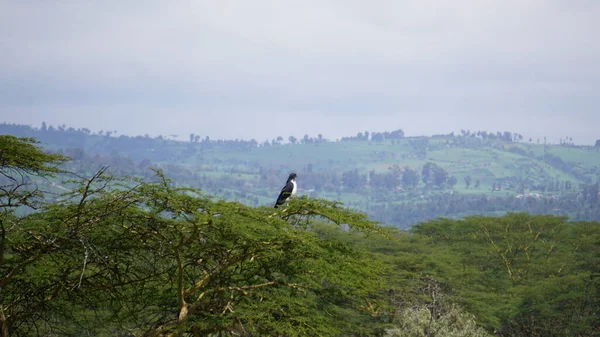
(77, 239, 89, 289)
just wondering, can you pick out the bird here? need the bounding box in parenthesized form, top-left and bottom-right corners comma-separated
(274, 173, 297, 208)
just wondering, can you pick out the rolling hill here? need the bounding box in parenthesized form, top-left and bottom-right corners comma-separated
(2, 123, 599, 227)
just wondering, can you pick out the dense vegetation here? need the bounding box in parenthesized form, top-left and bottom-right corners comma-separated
(1, 135, 598, 336)
(1, 123, 599, 228)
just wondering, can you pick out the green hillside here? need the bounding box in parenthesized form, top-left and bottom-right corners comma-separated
(1, 123, 599, 228)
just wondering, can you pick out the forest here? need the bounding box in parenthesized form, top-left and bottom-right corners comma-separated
(0, 134, 598, 336)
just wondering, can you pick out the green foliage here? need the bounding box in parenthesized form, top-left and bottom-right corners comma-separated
(0, 135, 66, 175)
(386, 304, 491, 337)
(411, 213, 600, 336)
(0, 135, 67, 209)
(0, 136, 69, 336)
(1, 134, 599, 337)
(1, 166, 388, 336)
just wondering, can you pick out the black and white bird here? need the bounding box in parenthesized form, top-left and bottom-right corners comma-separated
(274, 173, 297, 208)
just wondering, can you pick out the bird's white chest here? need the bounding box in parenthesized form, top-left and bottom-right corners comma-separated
(291, 180, 297, 195)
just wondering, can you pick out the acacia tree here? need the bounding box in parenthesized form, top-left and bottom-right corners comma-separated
(1, 137, 389, 337)
(0, 135, 67, 210)
(412, 214, 600, 336)
(75, 174, 388, 336)
(0, 136, 69, 336)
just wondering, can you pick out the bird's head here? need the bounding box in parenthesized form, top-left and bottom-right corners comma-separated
(288, 173, 297, 181)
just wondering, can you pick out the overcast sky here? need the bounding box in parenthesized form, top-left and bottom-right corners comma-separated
(1, 1, 599, 144)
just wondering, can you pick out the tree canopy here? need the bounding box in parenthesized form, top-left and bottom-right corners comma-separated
(0, 135, 598, 336)
(0, 136, 387, 336)
(0, 135, 67, 209)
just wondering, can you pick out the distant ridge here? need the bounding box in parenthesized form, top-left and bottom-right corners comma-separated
(1, 121, 599, 228)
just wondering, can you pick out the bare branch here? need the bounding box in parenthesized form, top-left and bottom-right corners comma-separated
(77, 239, 89, 289)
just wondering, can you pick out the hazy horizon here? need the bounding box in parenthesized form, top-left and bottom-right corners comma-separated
(1, 1, 599, 145)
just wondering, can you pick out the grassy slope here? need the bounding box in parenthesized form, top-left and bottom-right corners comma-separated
(135, 137, 596, 221)
(192, 137, 596, 192)
(74, 134, 598, 192)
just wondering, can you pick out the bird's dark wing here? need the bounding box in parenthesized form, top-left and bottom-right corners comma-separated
(274, 182, 294, 207)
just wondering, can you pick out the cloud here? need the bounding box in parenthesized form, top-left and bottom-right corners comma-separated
(0, 1, 599, 143)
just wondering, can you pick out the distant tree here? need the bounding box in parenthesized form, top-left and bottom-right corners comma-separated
(422, 163, 434, 187)
(289, 136, 297, 145)
(189, 133, 195, 143)
(41, 121, 47, 132)
(432, 167, 448, 187)
(447, 176, 457, 189)
(402, 168, 420, 189)
(342, 169, 365, 190)
(512, 133, 523, 142)
(464, 175, 472, 189)
(595, 139, 600, 147)
(422, 162, 447, 188)
(371, 132, 384, 142)
(389, 129, 405, 139)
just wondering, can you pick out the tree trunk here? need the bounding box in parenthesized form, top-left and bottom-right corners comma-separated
(0, 305, 9, 337)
